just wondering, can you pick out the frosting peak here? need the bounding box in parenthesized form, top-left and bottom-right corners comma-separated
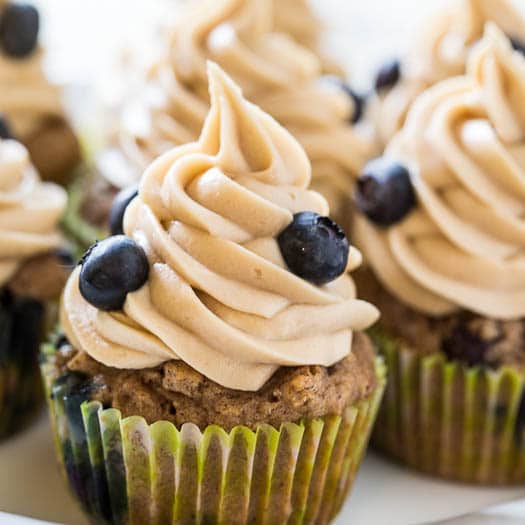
(64, 64, 378, 391)
(0, 139, 66, 285)
(355, 25, 525, 320)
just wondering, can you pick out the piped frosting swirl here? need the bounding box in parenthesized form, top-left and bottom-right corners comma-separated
(0, 139, 66, 285)
(372, 0, 525, 146)
(64, 64, 378, 391)
(355, 25, 525, 320)
(108, 0, 374, 224)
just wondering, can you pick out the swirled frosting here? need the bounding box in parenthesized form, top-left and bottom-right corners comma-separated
(64, 64, 378, 391)
(108, 0, 374, 225)
(0, 139, 66, 286)
(0, 47, 65, 139)
(372, 0, 525, 146)
(355, 25, 525, 320)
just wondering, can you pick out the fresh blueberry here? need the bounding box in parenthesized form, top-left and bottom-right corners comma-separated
(355, 158, 416, 227)
(277, 212, 349, 285)
(375, 58, 401, 92)
(79, 236, 149, 311)
(0, 3, 39, 58)
(510, 36, 525, 57)
(441, 321, 503, 368)
(320, 76, 366, 124)
(0, 114, 13, 139)
(108, 185, 138, 236)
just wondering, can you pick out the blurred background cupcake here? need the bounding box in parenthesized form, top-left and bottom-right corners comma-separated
(67, 0, 375, 250)
(353, 25, 525, 484)
(0, 138, 69, 439)
(369, 0, 525, 148)
(41, 64, 384, 525)
(0, 0, 82, 185)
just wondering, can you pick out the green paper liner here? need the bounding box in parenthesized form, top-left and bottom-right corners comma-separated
(41, 354, 385, 525)
(0, 299, 57, 440)
(371, 328, 525, 484)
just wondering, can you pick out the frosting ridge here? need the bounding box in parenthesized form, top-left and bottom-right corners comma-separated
(65, 64, 378, 391)
(356, 25, 525, 319)
(0, 139, 66, 285)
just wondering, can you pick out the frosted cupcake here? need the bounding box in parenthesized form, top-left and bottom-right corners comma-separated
(0, 1, 82, 184)
(72, 0, 373, 248)
(371, 0, 525, 148)
(354, 25, 525, 484)
(0, 138, 69, 438)
(42, 64, 384, 524)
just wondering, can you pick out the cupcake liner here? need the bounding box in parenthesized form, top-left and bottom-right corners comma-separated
(41, 353, 385, 525)
(371, 328, 525, 484)
(0, 295, 51, 439)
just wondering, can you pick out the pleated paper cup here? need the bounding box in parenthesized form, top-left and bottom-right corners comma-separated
(372, 328, 525, 484)
(41, 349, 385, 525)
(0, 297, 54, 440)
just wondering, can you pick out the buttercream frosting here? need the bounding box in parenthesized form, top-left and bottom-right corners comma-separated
(372, 0, 525, 147)
(355, 25, 525, 320)
(0, 139, 66, 286)
(0, 45, 65, 139)
(106, 0, 374, 225)
(65, 64, 378, 391)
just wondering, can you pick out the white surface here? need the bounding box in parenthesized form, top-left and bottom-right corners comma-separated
(0, 412, 524, 525)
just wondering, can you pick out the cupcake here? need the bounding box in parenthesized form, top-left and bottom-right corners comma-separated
(354, 25, 525, 484)
(0, 1, 82, 185)
(72, 0, 374, 249)
(41, 63, 384, 524)
(0, 138, 69, 438)
(370, 0, 525, 148)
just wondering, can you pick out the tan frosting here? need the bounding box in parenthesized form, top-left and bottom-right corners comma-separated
(372, 0, 525, 147)
(355, 25, 525, 320)
(0, 139, 66, 286)
(65, 64, 378, 391)
(108, 0, 374, 225)
(0, 47, 65, 139)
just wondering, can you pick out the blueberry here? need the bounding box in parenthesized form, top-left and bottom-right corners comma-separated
(441, 321, 503, 368)
(0, 3, 39, 58)
(79, 236, 149, 311)
(510, 36, 525, 57)
(375, 59, 401, 92)
(277, 212, 349, 285)
(0, 114, 13, 139)
(320, 76, 366, 124)
(355, 158, 416, 227)
(108, 185, 138, 236)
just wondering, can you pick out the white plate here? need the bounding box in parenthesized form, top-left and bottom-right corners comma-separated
(0, 411, 523, 525)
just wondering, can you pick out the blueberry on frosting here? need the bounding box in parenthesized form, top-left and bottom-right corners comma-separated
(108, 185, 138, 236)
(355, 157, 415, 227)
(0, 114, 12, 139)
(510, 36, 525, 57)
(79, 236, 149, 311)
(278, 212, 349, 285)
(0, 3, 39, 58)
(375, 59, 401, 92)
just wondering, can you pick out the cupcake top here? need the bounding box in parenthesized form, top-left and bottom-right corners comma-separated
(107, 0, 373, 224)
(64, 63, 378, 391)
(0, 139, 67, 286)
(355, 25, 525, 320)
(0, 1, 65, 139)
(372, 0, 525, 146)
